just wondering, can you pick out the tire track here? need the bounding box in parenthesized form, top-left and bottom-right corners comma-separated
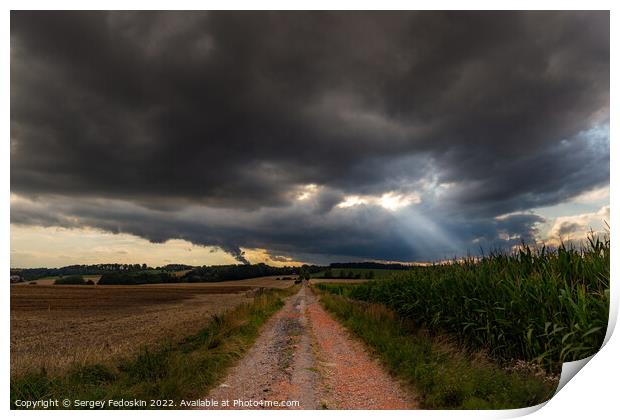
(203, 285, 417, 409)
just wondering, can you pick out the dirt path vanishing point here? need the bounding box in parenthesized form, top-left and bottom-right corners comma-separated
(204, 286, 418, 410)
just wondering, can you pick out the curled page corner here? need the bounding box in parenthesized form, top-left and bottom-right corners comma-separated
(554, 355, 595, 396)
(602, 302, 618, 348)
(550, 306, 618, 397)
(493, 355, 596, 419)
(493, 400, 549, 418)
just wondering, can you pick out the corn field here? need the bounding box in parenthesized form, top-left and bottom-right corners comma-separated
(318, 235, 609, 372)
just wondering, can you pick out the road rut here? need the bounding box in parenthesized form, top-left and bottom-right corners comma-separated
(204, 286, 417, 409)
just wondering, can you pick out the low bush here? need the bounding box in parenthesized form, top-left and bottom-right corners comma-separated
(54, 276, 87, 285)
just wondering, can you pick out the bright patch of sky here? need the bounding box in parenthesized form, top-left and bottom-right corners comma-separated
(534, 190, 609, 244)
(337, 191, 421, 211)
(10, 225, 301, 268)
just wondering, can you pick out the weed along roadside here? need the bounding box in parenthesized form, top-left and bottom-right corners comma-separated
(10, 286, 298, 409)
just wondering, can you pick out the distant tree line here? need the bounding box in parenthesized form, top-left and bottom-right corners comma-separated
(322, 269, 374, 279)
(159, 264, 194, 271)
(96, 263, 323, 285)
(12, 261, 404, 284)
(54, 275, 95, 285)
(329, 262, 412, 270)
(12, 263, 195, 281)
(181, 263, 302, 282)
(98, 271, 178, 285)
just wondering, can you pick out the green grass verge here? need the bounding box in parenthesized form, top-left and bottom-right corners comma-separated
(11, 287, 296, 409)
(316, 290, 557, 409)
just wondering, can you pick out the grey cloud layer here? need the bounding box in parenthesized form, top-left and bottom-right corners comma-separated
(10, 11, 609, 262)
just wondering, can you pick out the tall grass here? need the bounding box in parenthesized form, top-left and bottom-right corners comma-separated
(318, 235, 609, 372)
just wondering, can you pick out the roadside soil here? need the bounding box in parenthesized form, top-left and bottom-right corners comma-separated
(205, 285, 417, 409)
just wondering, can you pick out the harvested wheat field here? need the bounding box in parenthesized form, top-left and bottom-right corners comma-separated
(142, 276, 296, 289)
(10, 283, 268, 376)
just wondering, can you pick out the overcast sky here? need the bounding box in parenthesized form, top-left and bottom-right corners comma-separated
(10, 11, 609, 267)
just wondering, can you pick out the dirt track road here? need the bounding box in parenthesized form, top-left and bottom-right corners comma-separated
(205, 286, 417, 410)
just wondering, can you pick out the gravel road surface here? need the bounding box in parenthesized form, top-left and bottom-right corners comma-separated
(204, 286, 417, 409)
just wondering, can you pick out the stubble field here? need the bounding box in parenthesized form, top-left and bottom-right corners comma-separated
(10, 276, 294, 376)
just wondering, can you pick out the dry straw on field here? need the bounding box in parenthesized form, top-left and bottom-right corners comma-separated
(10, 277, 293, 376)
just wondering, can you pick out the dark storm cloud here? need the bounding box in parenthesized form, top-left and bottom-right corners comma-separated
(557, 222, 583, 237)
(10, 194, 544, 263)
(10, 11, 609, 262)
